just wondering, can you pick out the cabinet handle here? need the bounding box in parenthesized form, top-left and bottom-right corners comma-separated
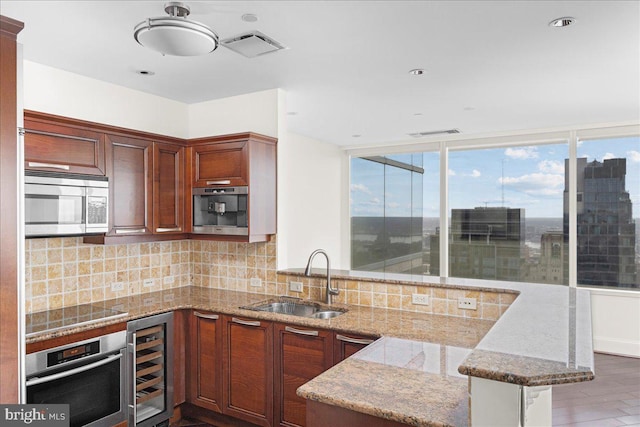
(194, 312, 219, 320)
(115, 228, 147, 234)
(206, 180, 231, 185)
(336, 334, 374, 345)
(285, 326, 319, 337)
(27, 161, 70, 171)
(155, 227, 181, 233)
(231, 317, 260, 327)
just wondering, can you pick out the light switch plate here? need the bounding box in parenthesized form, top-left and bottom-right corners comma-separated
(250, 277, 262, 287)
(412, 294, 429, 305)
(458, 297, 477, 310)
(143, 278, 154, 288)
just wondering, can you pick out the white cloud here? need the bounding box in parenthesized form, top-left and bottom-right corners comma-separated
(448, 169, 456, 176)
(505, 147, 539, 159)
(470, 169, 481, 178)
(500, 173, 564, 196)
(369, 197, 381, 205)
(626, 150, 640, 163)
(602, 152, 616, 160)
(351, 183, 372, 194)
(538, 159, 564, 174)
(387, 202, 400, 209)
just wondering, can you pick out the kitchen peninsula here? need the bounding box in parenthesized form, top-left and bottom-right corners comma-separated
(25, 270, 594, 427)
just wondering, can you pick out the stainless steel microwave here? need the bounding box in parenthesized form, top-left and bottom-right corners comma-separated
(25, 171, 109, 237)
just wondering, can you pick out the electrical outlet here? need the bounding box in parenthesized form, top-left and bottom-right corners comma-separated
(143, 297, 157, 306)
(143, 278, 154, 288)
(458, 297, 477, 310)
(250, 277, 262, 287)
(163, 293, 174, 302)
(111, 282, 124, 292)
(289, 281, 303, 293)
(411, 294, 429, 305)
(163, 276, 174, 285)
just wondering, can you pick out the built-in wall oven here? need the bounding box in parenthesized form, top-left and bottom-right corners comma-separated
(25, 330, 127, 427)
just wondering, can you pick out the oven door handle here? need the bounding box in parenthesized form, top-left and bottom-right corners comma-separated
(25, 353, 123, 387)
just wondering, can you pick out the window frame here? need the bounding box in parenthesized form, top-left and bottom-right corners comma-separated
(346, 124, 640, 290)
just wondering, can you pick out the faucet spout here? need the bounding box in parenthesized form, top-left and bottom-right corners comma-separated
(304, 249, 339, 305)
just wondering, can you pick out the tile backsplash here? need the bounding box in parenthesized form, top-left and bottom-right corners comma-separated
(25, 235, 514, 321)
(25, 237, 191, 313)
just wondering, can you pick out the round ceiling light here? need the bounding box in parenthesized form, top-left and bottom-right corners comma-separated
(134, 2, 218, 56)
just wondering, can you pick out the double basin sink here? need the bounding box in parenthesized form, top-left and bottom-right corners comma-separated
(242, 297, 347, 319)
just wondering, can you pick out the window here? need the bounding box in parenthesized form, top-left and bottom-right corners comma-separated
(349, 127, 639, 291)
(575, 136, 639, 289)
(350, 152, 438, 274)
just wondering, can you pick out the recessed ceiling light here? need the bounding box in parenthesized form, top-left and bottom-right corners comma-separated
(409, 69, 425, 76)
(242, 14, 258, 22)
(463, 106, 475, 111)
(549, 17, 576, 27)
(352, 134, 362, 138)
(287, 111, 298, 116)
(136, 70, 155, 76)
(413, 113, 423, 116)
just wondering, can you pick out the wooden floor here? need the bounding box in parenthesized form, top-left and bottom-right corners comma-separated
(553, 353, 640, 426)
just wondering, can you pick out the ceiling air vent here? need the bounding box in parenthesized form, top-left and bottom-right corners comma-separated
(220, 31, 286, 58)
(407, 129, 461, 138)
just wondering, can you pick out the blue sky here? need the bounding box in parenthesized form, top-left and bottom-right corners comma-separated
(351, 136, 640, 218)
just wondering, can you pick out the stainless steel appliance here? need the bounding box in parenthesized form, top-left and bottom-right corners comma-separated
(25, 330, 127, 427)
(25, 171, 108, 237)
(192, 186, 248, 235)
(127, 312, 174, 427)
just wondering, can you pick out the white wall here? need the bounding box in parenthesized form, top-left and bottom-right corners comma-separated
(23, 61, 188, 138)
(188, 89, 278, 139)
(276, 90, 345, 269)
(591, 290, 640, 357)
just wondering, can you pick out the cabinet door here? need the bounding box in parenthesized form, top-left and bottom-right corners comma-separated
(333, 333, 376, 363)
(153, 142, 184, 234)
(192, 141, 248, 187)
(222, 316, 273, 427)
(275, 324, 333, 427)
(106, 134, 153, 236)
(24, 118, 105, 175)
(188, 310, 222, 413)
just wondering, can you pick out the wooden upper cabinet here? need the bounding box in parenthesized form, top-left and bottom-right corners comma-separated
(105, 134, 153, 236)
(153, 142, 184, 234)
(192, 140, 248, 187)
(23, 112, 106, 176)
(188, 133, 277, 242)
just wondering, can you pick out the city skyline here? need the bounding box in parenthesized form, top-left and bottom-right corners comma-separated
(351, 136, 640, 218)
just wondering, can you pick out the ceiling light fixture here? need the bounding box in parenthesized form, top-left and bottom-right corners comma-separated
(549, 17, 576, 27)
(241, 14, 258, 23)
(134, 2, 218, 56)
(409, 69, 425, 76)
(136, 70, 155, 76)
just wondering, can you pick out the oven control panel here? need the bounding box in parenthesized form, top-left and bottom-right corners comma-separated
(47, 340, 100, 367)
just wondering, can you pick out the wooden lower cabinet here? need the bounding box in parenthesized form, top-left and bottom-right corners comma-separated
(222, 315, 274, 427)
(274, 324, 333, 427)
(307, 401, 407, 427)
(333, 332, 377, 363)
(188, 310, 223, 412)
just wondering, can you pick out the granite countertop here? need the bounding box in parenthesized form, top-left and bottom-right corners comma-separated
(25, 272, 595, 427)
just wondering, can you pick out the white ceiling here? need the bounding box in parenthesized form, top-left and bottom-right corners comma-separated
(1, 1, 639, 147)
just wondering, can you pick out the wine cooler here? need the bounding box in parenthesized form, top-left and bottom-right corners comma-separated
(127, 312, 174, 427)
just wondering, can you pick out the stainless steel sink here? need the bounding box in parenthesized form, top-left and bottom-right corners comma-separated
(311, 310, 344, 319)
(242, 298, 347, 319)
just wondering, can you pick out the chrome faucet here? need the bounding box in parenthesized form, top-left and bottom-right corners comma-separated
(304, 249, 339, 305)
